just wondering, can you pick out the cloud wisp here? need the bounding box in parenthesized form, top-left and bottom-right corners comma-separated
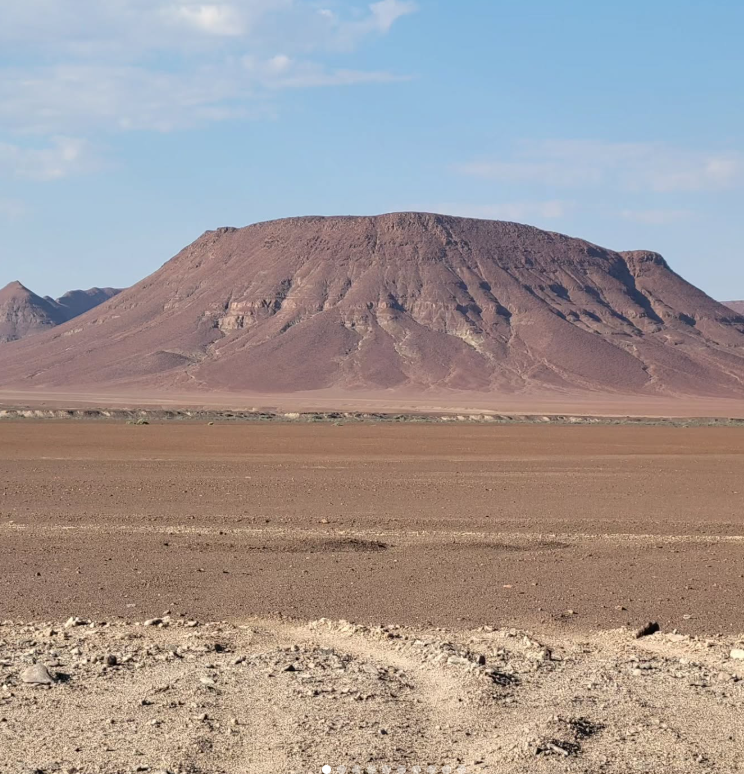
(457, 140, 744, 194)
(0, 0, 417, 178)
(0, 137, 96, 181)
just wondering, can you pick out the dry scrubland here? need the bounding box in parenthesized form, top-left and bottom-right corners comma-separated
(0, 420, 743, 772)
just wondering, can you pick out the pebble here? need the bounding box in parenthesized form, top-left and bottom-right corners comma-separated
(730, 649, 744, 661)
(21, 664, 56, 685)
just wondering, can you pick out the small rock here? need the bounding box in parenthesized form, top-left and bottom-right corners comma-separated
(634, 622, 660, 639)
(447, 655, 471, 666)
(21, 664, 56, 685)
(106, 654, 118, 667)
(144, 618, 162, 627)
(730, 649, 744, 661)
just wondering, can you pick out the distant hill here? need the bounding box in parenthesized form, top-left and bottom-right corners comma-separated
(0, 281, 121, 343)
(1, 213, 743, 397)
(724, 301, 744, 314)
(50, 287, 121, 321)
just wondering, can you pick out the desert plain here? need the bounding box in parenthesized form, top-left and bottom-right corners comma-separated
(0, 416, 743, 773)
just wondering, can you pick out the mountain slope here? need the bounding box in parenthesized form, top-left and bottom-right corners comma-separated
(724, 301, 744, 314)
(0, 282, 122, 343)
(1, 213, 743, 397)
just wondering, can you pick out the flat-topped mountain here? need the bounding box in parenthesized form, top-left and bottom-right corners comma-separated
(1, 213, 743, 397)
(0, 282, 121, 343)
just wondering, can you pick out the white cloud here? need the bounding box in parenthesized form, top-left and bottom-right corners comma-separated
(0, 55, 405, 138)
(0, 64, 256, 134)
(0, 0, 416, 175)
(435, 200, 575, 222)
(621, 208, 696, 225)
(457, 140, 744, 193)
(311, 0, 417, 47)
(243, 54, 407, 89)
(0, 1, 415, 55)
(0, 137, 95, 180)
(166, 4, 246, 36)
(369, 0, 418, 33)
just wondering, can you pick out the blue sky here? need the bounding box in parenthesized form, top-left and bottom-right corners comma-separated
(1, 0, 742, 299)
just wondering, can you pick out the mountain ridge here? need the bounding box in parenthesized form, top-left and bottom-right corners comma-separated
(1, 212, 743, 397)
(0, 281, 121, 343)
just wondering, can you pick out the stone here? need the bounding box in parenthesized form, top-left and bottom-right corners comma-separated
(106, 654, 118, 667)
(21, 664, 56, 685)
(634, 622, 660, 639)
(730, 649, 744, 661)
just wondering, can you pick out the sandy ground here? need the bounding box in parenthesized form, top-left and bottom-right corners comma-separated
(2, 388, 744, 419)
(2, 616, 744, 774)
(1, 421, 743, 772)
(1, 422, 744, 632)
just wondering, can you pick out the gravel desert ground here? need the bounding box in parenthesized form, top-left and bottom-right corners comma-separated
(1, 420, 743, 773)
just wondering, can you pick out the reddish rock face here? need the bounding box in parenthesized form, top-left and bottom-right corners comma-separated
(1, 213, 743, 397)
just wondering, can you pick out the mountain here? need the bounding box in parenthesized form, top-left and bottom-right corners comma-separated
(50, 287, 121, 320)
(0, 282, 68, 343)
(0, 282, 121, 343)
(724, 301, 744, 314)
(0, 213, 743, 397)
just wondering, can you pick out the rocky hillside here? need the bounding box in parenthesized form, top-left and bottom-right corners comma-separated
(0, 282, 120, 343)
(0, 213, 743, 397)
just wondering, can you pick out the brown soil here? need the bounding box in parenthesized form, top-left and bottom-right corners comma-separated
(2, 421, 744, 773)
(1, 422, 743, 635)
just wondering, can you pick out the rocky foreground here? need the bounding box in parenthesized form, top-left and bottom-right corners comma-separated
(1, 616, 743, 774)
